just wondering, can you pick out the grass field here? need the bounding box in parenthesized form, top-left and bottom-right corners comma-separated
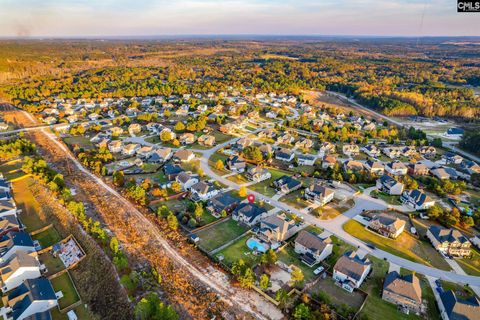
(51, 272, 81, 309)
(248, 168, 288, 197)
(196, 219, 248, 252)
(63, 136, 94, 149)
(457, 246, 480, 276)
(39, 252, 65, 276)
(343, 220, 451, 270)
(216, 234, 260, 267)
(208, 152, 230, 175)
(280, 190, 310, 209)
(227, 173, 249, 184)
(12, 178, 48, 231)
(50, 304, 94, 320)
(32, 226, 62, 249)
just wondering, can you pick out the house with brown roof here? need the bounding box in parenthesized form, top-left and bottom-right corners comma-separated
(322, 155, 337, 169)
(441, 290, 480, 320)
(364, 160, 385, 175)
(385, 161, 408, 176)
(197, 135, 216, 147)
(382, 271, 423, 314)
(333, 251, 372, 292)
(304, 184, 335, 206)
(319, 142, 336, 156)
(342, 144, 360, 157)
(420, 146, 436, 158)
(179, 133, 196, 145)
(294, 231, 333, 267)
(408, 163, 429, 176)
(343, 160, 364, 172)
(369, 213, 406, 239)
(173, 149, 195, 162)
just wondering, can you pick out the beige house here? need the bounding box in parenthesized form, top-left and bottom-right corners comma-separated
(258, 214, 299, 244)
(198, 134, 216, 146)
(369, 213, 406, 239)
(294, 231, 333, 267)
(382, 271, 423, 314)
(427, 226, 471, 257)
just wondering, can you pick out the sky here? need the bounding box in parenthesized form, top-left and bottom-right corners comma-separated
(0, 0, 479, 37)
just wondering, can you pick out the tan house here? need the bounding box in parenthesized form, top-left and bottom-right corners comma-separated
(427, 226, 471, 257)
(198, 134, 216, 146)
(408, 163, 429, 176)
(295, 138, 313, 150)
(258, 214, 299, 244)
(180, 133, 196, 145)
(342, 144, 360, 157)
(369, 213, 406, 239)
(382, 271, 423, 314)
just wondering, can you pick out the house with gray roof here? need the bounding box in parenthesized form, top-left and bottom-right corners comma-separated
(441, 290, 480, 320)
(427, 225, 471, 257)
(273, 175, 302, 194)
(0, 232, 36, 264)
(376, 175, 404, 195)
(206, 193, 240, 217)
(232, 203, 268, 227)
(0, 252, 41, 293)
(294, 231, 333, 267)
(401, 189, 435, 211)
(333, 251, 372, 292)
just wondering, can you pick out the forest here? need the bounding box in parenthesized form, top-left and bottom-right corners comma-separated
(0, 39, 479, 120)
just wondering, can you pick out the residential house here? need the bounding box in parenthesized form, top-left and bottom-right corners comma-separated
(0, 232, 36, 264)
(277, 133, 295, 145)
(0, 252, 41, 293)
(175, 172, 199, 191)
(440, 290, 480, 320)
(122, 143, 140, 156)
(0, 216, 20, 238)
(273, 175, 303, 194)
(382, 271, 422, 314)
(408, 163, 429, 176)
(107, 140, 123, 153)
(461, 160, 480, 175)
(197, 135, 216, 147)
(275, 148, 295, 163)
(294, 231, 333, 267)
(431, 167, 453, 180)
(369, 213, 406, 239)
(3, 277, 58, 320)
(190, 181, 219, 202)
(180, 133, 196, 145)
(295, 139, 313, 150)
(363, 145, 381, 158)
(245, 166, 271, 183)
(319, 142, 336, 156)
(443, 127, 465, 139)
(0, 200, 17, 218)
(233, 138, 254, 151)
(427, 225, 471, 257)
(333, 251, 372, 292)
(376, 175, 404, 195)
(136, 146, 154, 159)
(258, 129, 277, 139)
(297, 154, 316, 166)
(206, 193, 240, 217)
(343, 160, 364, 172)
(402, 146, 418, 158)
(304, 184, 335, 206)
(225, 156, 247, 173)
(364, 160, 385, 175)
(257, 214, 299, 244)
(401, 189, 435, 211)
(382, 146, 403, 159)
(385, 161, 408, 176)
(420, 146, 436, 158)
(259, 144, 273, 158)
(128, 123, 142, 136)
(443, 152, 464, 165)
(109, 126, 124, 137)
(163, 164, 183, 181)
(322, 155, 337, 169)
(148, 148, 172, 163)
(173, 149, 194, 162)
(342, 144, 360, 157)
(219, 123, 237, 134)
(232, 203, 268, 226)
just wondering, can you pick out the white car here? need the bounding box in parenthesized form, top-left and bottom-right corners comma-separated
(313, 266, 324, 275)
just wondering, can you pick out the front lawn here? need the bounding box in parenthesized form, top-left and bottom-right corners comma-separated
(280, 190, 310, 209)
(216, 234, 260, 267)
(208, 152, 230, 175)
(51, 272, 81, 309)
(63, 136, 94, 149)
(227, 173, 249, 185)
(32, 227, 62, 249)
(343, 220, 451, 270)
(457, 246, 480, 276)
(196, 219, 249, 252)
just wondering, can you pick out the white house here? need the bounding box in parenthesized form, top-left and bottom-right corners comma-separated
(189, 182, 219, 202)
(294, 231, 333, 267)
(376, 175, 404, 196)
(175, 172, 199, 191)
(333, 251, 372, 292)
(0, 232, 36, 264)
(297, 154, 316, 166)
(304, 184, 335, 206)
(385, 161, 408, 176)
(0, 251, 41, 293)
(0, 200, 17, 218)
(401, 189, 435, 211)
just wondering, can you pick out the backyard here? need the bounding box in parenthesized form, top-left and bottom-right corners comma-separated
(39, 252, 65, 276)
(277, 244, 317, 282)
(343, 220, 451, 270)
(216, 234, 260, 267)
(32, 226, 62, 249)
(196, 218, 249, 252)
(12, 178, 48, 231)
(51, 272, 81, 310)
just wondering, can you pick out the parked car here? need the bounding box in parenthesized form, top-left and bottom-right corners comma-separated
(313, 266, 325, 275)
(366, 243, 376, 250)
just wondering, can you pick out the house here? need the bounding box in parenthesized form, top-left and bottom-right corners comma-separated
(443, 127, 465, 140)
(122, 143, 140, 156)
(408, 163, 429, 176)
(173, 149, 194, 163)
(0, 252, 41, 293)
(443, 152, 464, 165)
(219, 123, 237, 134)
(257, 214, 298, 244)
(258, 129, 277, 140)
(427, 225, 471, 257)
(175, 172, 199, 191)
(304, 184, 335, 206)
(401, 189, 435, 211)
(206, 193, 240, 217)
(148, 148, 172, 163)
(343, 160, 364, 172)
(109, 126, 124, 136)
(179, 133, 196, 145)
(3, 277, 58, 320)
(297, 154, 316, 166)
(382, 271, 422, 314)
(385, 161, 408, 176)
(190, 181, 219, 202)
(295, 139, 313, 150)
(369, 213, 406, 239)
(333, 251, 372, 292)
(275, 149, 295, 163)
(294, 231, 333, 267)
(273, 175, 303, 194)
(258, 143, 273, 158)
(322, 155, 337, 169)
(363, 145, 381, 158)
(128, 123, 142, 136)
(0, 216, 20, 238)
(0, 232, 36, 265)
(197, 135, 216, 147)
(233, 138, 254, 150)
(225, 156, 247, 173)
(0, 200, 17, 218)
(342, 144, 360, 157)
(163, 164, 183, 181)
(431, 167, 453, 180)
(0, 178, 12, 194)
(0, 122, 9, 131)
(136, 146, 154, 159)
(376, 175, 404, 195)
(461, 160, 480, 175)
(319, 142, 336, 156)
(108, 140, 123, 153)
(245, 166, 271, 183)
(232, 203, 268, 226)
(441, 290, 480, 320)
(402, 146, 418, 158)
(419, 146, 436, 158)
(364, 160, 385, 175)
(382, 146, 403, 159)
(277, 133, 295, 145)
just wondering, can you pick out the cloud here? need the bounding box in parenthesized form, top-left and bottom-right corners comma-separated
(0, 0, 478, 37)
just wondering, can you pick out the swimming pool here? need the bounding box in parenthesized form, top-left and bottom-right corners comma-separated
(246, 237, 268, 253)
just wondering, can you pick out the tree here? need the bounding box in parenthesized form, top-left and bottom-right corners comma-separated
(275, 289, 289, 306)
(134, 293, 178, 320)
(291, 267, 304, 286)
(113, 170, 125, 187)
(160, 130, 173, 142)
(238, 267, 256, 288)
(174, 121, 185, 132)
(461, 215, 474, 228)
(171, 182, 182, 193)
(427, 204, 443, 220)
(215, 160, 224, 170)
(265, 249, 277, 265)
(259, 274, 271, 290)
(194, 203, 204, 219)
(110, 237, 120, 254)
(239, 186, 247, 197)
(167, 213, 178, 230)
(293, 303, 311, 320)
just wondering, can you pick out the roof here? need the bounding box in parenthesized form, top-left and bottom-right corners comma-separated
(295, 231, 331, 254)
(276, 148, 294, 159)
(233, 203, 267, 223)
(446, 128, 465, 135)
(163, 164, 183, 176)
(383, 271, 422, 303)
(0, 232, 34, 254)
(274, 175, 302, 190)
(0, 199, 16, 214)
(208, 192, 240, 210)
(260, 215, 293, 237)
(441, 290, 480, 320)
(1, 251, 39, 283)
(405, 189, 433, 206)
(307, 184, 334, 198)
(174, 149, 194, 161)
(334, 251, 372, 281)
(176, 172, 196, 184)
(190, 181, 215, 195)
(428, 225, 470, 245)
(9, 278, 57, 320)
(372, 213, 406, 231)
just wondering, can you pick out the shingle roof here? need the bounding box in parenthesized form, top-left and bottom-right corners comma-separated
(383, 271, 422, 303)
(428, 225, 469, 244)
(441, 290, 480, 320)
(334, 251, 372, 281)
(295, 231, 331, 254)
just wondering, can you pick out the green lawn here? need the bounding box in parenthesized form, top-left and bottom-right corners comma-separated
(51, 273, 81, 310)
(280, 190, 310, 209)
(441, 280, 476, 298)
(457, 246, 480, 276)
(196, 219, 249, 252)
(227, 173, 249, 184)
(0, 161, 25, 180)
(372, 191, 402, 205)
(39, 252, 65, 276)
(216, 234, 260, 267)
(32, 227, 62, 249)
(13, 178, 48, 232)
(360, 256, 421, 320)
(63, 136, 94, 149)
(343, 220, 451, 270)
(277, 245, 316, 282)
(248, 168, 288, 197)
(208, 153, 230, 175)
(213, 131, 234, 144)
(50, 304, 94, 320)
